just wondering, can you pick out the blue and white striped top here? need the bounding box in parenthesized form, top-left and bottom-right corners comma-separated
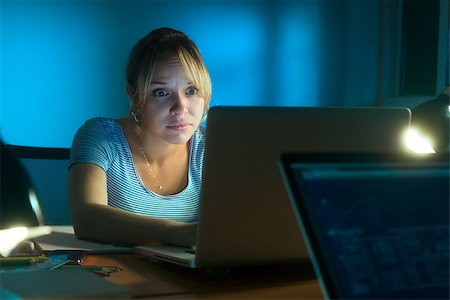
(69, 117, 205, 222)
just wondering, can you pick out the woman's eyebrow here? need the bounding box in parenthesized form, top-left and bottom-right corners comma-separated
(150, 80, 195, 86)
(150, 80, 167, 85)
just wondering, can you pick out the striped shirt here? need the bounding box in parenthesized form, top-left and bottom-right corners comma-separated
(69, 117, 205, 222)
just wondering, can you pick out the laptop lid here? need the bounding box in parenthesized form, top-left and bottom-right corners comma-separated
(194, 106, 411, 268)
(279, 152, 449, 299)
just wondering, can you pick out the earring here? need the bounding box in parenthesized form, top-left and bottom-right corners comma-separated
(131, 111, 139, 123)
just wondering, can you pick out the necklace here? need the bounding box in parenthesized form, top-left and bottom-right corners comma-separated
(139, 146, 163, 191)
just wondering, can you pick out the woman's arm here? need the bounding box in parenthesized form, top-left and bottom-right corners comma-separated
(68, 163, 196, 247)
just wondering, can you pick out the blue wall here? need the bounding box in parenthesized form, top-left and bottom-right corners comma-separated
(1, 0, 381, 147)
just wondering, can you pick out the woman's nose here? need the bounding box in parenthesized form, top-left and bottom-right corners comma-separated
(170, 93, 189, 115)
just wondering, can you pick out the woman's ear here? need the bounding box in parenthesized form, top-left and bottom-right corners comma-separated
(126, 83, 135, 98)
(126, 83, 140, 111)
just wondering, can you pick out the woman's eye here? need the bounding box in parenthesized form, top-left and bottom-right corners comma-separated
(152, 89, 169, 97)
(186, 86, 198, 95)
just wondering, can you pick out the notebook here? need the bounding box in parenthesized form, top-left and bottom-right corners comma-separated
(279, 152, 449, 299)
(136, 106, 411, 268)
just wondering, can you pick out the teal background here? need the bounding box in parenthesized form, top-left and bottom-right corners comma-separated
(2, 0, 385, 147)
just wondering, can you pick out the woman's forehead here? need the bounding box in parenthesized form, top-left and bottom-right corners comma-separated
(151, 58, 192, 85)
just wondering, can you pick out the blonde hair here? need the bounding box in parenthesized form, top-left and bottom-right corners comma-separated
(126, 28, 212, 118)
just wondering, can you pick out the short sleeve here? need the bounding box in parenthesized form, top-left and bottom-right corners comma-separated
(69, 118, 118, 172)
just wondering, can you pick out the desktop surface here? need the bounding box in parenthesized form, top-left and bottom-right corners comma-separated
(82, 253, 322, 299)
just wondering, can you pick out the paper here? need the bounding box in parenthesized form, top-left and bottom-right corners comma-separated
(32, 226, 133, 253)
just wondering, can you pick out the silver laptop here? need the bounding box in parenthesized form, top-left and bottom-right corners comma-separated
(279, 152, 449, 299)
(135, 106, 411, 268)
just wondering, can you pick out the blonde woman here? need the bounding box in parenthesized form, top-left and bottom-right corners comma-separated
(68, 28, 212, 247)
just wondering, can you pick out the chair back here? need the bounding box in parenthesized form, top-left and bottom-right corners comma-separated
(3, 144, 71, 225)
(1, 142, 45, 228)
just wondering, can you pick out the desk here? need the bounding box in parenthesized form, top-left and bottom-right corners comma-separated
(82, 253, 323, 299)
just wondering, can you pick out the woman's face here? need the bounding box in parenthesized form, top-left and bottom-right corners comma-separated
(136, 57, 205, 145)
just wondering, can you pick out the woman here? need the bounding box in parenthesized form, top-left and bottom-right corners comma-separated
(68, 28, 212, 247)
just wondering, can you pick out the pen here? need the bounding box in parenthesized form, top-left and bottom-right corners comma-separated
(59, 265, 122, 272)
(0, 255, 48, 267)
(48, 260, 71, 270)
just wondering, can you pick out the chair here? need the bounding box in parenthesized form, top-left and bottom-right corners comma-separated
(2, 143, 72, 225)
(1, 142, 44, 228)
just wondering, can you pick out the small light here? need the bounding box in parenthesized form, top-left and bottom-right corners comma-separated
(404, 128, 436, 154)
(0, 226, 51, 257)
(0, 227, 29, 257)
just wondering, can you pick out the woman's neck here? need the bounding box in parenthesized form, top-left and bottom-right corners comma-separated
(118, 117, 188, 164)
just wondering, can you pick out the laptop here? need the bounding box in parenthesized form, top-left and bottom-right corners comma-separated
(279, 152, 449, 299)
(136, 106, 411, 268)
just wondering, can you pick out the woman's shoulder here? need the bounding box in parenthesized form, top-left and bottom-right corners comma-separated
(73, 117, 124, 147)
(82, 117, 119, 129)
(78, 117, 121, 135)
(71, 117, 124, 167)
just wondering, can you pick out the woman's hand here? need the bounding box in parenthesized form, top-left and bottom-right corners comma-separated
(168, 221, 197, 248)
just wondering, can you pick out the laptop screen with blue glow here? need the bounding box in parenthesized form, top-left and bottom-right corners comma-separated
(280, 153, 449, 300)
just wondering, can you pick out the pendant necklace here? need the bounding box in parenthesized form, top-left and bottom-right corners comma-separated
(139, 145, 163, 191)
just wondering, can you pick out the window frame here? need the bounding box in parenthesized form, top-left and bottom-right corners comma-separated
(378, 0, 448, 107)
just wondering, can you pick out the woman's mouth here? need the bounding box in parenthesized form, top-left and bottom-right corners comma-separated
(167, 123, 191, 131)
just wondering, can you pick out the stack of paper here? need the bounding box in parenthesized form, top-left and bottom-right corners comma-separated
(32, 226, 133, 253)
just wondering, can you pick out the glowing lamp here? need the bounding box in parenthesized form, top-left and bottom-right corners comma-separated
(409, 87, 449, 153)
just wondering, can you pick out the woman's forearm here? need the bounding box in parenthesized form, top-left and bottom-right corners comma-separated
(71, 202, 175, 246)
(68, 164, 196, 247)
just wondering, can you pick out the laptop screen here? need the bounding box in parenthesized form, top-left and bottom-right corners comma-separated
(280, 153, 449, 300)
